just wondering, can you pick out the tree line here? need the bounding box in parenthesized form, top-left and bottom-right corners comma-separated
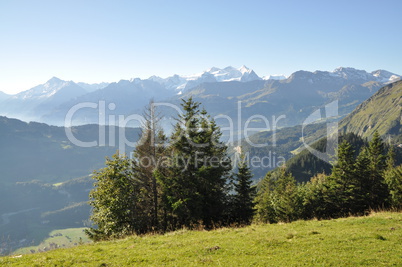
(86, 98, 402, 241)
(255, 132, 402, 223)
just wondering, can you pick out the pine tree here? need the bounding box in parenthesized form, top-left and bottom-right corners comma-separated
(386, 145, 396, 170)
(384, 145, 401, 208)
(159, 97, 231, 228)
(254, 167, 302, 223)
(384, 165, 402, 208)
(232, 154, 255, 225)
(366, 131, 389, 209)
(131, 100, 167, 231)
(254, 171, 277, 223)
(354, 147, 372, 213)
(327, 140, 359, 217)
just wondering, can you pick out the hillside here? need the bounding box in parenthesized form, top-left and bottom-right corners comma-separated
(340, 80, 402, 140)
(1, 212, 401, 266)
(257, 80, 402, 182)
(0, 116, 140, 183)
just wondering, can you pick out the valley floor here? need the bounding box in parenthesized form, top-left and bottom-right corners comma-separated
(1, 212, 401, 266)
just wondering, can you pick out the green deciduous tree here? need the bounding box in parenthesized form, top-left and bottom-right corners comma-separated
(85, 153, 140, 241)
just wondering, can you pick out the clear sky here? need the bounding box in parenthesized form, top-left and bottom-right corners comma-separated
(1, 0, 401, 94)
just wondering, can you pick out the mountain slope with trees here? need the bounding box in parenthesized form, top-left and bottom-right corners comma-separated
(340, 80, 402, 140)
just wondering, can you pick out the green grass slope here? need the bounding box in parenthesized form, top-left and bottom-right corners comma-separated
(340, 80, 402, 139)
(13, 228, 90, 255)
(2, 212, 402, 266)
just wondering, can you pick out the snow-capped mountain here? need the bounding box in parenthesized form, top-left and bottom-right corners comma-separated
(288, 67, 401, 85)
(11, 77, 86, 101)
(147, 65, 261, 93)
(262, 74, 287, 80)
(371, 69, 401, 83)
(0, 77, 88, 121)
(77, 82, 110, 92)
(331, 67, 400, 84)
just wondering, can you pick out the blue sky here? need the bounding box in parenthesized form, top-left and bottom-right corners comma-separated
(1, 0, 401, 94)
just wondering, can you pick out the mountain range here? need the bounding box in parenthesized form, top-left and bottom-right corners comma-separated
(0, 66, 400, 127)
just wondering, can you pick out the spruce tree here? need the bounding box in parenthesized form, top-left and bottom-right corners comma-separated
(384, 145, 401, 208)
(254, 167, 302, 223)
(386, 145, 396, 170)
(232, 154, 255, 225)
(354, 147, 372, 213)
(384, 165, 402, 208)
(132, 100, 166, 231)
(366, 131, 389, 209)
(327, 140, 358, 217)
(159, 97, 231, 228)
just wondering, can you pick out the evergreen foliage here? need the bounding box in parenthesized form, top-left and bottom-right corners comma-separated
(158, 98, 231, 229)
(384, 165, 402, 208)
(231, 154, 255, 225)
(131, 100, 167, 232)
(255, 131, 400, 223)
(87, 98, 235, 240)
(87, 97, 402, 240)
(254, 167, 303, 223)
(365, 131, 389, 209)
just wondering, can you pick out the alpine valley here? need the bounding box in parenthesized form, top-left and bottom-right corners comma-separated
(1, 66, 401, 256)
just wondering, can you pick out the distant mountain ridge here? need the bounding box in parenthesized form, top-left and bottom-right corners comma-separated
(0, 66, 400, 126)
(148, 65, 262, 93)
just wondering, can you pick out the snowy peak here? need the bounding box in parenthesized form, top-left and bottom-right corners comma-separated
(332, 67, 373, 81)
(332, 67, 401, 84)
(371, 69, 401, 83)
(263, 74, 287, 80)
(287, 67, 401, 85)
(13, 77, 86, 101)
(147, 66, 262, 92)
(239, 65, 251, 74)
(203, 65, 260, 82)
(77, 82, 110, 92)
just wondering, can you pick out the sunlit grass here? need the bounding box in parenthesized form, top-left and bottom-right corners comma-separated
(2, 212, 402, 266)
(13, 228, 90, 255)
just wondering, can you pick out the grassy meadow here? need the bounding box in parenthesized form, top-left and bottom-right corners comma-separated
(12, 228, 90, 255)
(1, 212, 402, 266)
